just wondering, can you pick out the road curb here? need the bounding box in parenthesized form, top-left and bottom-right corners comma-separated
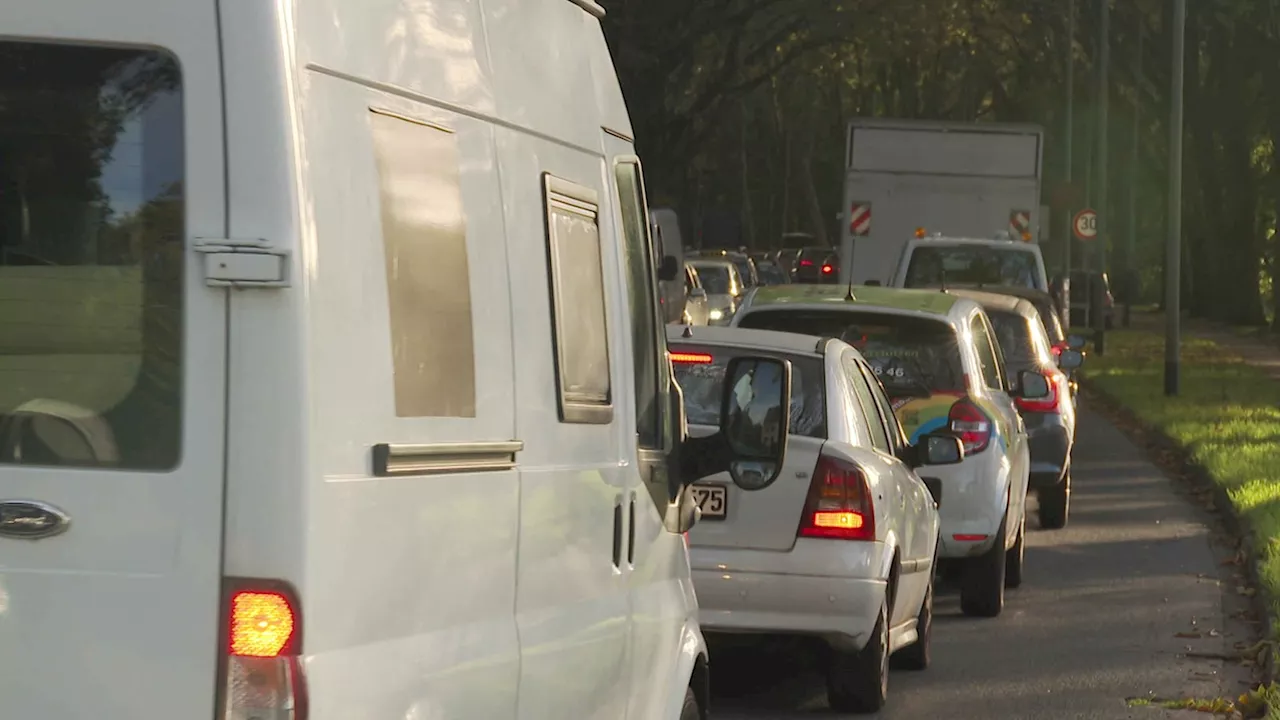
(1079, 377, 1278, 684)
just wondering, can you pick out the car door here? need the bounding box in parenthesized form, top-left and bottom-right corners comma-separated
(610, 144, 700, 720)
(969, 312, 1030, 530)
(0, 26, 228, 719)
(840, 352, 925, 627)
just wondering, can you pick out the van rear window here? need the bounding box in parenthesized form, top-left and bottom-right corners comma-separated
(0, 41, 184, 470)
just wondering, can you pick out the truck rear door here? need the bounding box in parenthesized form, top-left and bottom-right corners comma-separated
(0, 6, 227, 717)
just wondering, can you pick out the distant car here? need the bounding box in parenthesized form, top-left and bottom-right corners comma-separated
(680, 263, 710, 325)
(669, 324, 956, 713)
(948, 290, 1084, 529)
(794, 247, 840, 284)
(754, 260, 790, 286)
(894, 236, 1048, 294)
(688, 258, 745, 326)
(733, 285, 1039, 618)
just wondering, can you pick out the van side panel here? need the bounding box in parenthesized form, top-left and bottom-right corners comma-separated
(295, 71, 522, 720)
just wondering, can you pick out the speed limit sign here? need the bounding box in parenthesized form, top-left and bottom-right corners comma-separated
(1072, 208, 1098, 242)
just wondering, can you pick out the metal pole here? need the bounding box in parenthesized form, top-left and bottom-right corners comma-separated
(1094, 0, 1110, 354)
(1062, 0, 1075, 330)
(1165, 0, 1185, 396)
(1125, 24, 1142, 328)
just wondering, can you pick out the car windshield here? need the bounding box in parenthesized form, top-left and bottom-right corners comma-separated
(669, 343, 826, 438)
(693, 264, 731, 294)
(904, 246, 1042, 290)
(737, 310, 965, 395)
(987, 310, 1040, 370)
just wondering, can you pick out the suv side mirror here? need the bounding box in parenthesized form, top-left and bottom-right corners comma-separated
(917, 433, 963, 466)
(718, 356, 792, 490)
(1057, 349, 1084, 371)
(1066, 334, 1086, 351)
(1015, 370, 1051, 400)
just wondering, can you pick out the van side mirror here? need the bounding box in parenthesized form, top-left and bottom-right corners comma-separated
(1057, 349, 1084, 371)
(718, 356, 791, 490)
(1015, 370, 1051, 400)
(1066, 334, 1086, 351)
(658, 254, 679, 282)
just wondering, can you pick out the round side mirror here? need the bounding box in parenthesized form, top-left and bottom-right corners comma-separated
(1057, 349, 1084, 371)
(1016, 370, 1051, 400)
(1066, 334, 1087, 351)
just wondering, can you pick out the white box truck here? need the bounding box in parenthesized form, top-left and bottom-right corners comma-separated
(838, 119, 1045, 286)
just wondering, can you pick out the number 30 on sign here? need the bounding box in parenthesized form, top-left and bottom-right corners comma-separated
(1072, 208, 1098, 242)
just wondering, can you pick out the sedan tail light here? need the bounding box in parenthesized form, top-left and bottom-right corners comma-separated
(797, 454, 875, 541)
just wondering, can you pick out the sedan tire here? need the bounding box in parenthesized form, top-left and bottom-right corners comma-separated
(892, 563, 934, 671)
(827, 598, 889, 713)
(1038, 471, 1070, 529)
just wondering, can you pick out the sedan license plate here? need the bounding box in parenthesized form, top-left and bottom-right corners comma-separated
(691, 484, 728, 520)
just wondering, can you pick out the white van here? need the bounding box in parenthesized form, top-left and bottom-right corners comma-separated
(0, 2, 791, 718)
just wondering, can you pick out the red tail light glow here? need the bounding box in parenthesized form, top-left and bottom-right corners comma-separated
(799, 259, 814, 267)
(1016, 370, 1067, 414)
(220, 581, 307, 720)
(670, 351, 713, 364)
(798, 455, 875, 541)
(821, 264, 833, 274)
(948, 399, 992, 454)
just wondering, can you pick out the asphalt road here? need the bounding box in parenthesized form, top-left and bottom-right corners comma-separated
(709, 404, 1257, 719)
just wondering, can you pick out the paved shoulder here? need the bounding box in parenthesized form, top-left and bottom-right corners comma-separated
(710, 405, 1253, 719)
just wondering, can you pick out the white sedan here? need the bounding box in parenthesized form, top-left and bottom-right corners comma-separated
(670, 325, 961, 714)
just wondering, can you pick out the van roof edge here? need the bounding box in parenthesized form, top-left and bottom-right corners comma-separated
(567, 0, 606, 17)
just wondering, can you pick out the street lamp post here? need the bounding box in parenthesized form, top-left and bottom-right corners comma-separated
(1165, 0, 1186, 396)
(1093, 0, 1110, 354)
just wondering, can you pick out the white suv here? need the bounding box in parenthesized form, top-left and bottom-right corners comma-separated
(733, 285, 1041, 618)
(668, 325, 961, 713)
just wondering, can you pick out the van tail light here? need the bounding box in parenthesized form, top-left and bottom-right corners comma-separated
(797, 454, 875, 541)
(220, 581, 307, 720)
(1016, 370, 1066, 414)
(948, 399, 992, 454)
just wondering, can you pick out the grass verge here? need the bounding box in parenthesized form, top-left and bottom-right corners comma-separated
(1082, 330, 1280, 697)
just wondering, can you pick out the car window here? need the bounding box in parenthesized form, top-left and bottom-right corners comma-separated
(857, 360, 908, 454)
(1037, 303, 1065, 344)
(987, 310, 1040, 370)
(904, 246, 1042, 290)
(843, 354, 891, 453)
(738, 310, 965, 399)
(970, 315, 1005, 390)
(669, 343, 827, 439)
(692, 264, 730, 294)
(615, 160, 662, 447)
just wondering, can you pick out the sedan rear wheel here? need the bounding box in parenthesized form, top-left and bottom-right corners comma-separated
(892, 559, 934, 671)
(827, 597, 889, 713)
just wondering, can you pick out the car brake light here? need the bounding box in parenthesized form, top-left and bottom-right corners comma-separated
(821, 264, 833, 274)
(670, 351, 713, 364)
(1015, 370, 1063, 414)
(797, 454, 875, 541)
(220, 582, 307, 719)
(800, 259, 814, 267)
(948, 399, 992, 454)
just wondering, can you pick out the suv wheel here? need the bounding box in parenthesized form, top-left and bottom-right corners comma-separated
(961, 514, 1007, 618)
(1039, 471, 1070, 529)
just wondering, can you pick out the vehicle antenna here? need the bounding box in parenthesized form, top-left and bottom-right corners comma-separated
(939, 267, 948, 293)
(845, 273, 857, 302)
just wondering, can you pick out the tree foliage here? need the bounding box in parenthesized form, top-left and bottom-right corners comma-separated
(602, 0, 1280, 325)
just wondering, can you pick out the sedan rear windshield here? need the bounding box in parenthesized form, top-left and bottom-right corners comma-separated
(904, 246, 1043, 291)
(692, 264, 731, 294)
(737, 310, 964, 396)
(669, 343, 826, 438)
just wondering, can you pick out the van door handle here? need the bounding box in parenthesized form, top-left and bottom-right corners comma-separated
(627, 493, 637, 566)
(612, 501, 623, 568)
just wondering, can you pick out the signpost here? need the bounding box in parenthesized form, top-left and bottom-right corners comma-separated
(1073, 208, 1098, 242)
